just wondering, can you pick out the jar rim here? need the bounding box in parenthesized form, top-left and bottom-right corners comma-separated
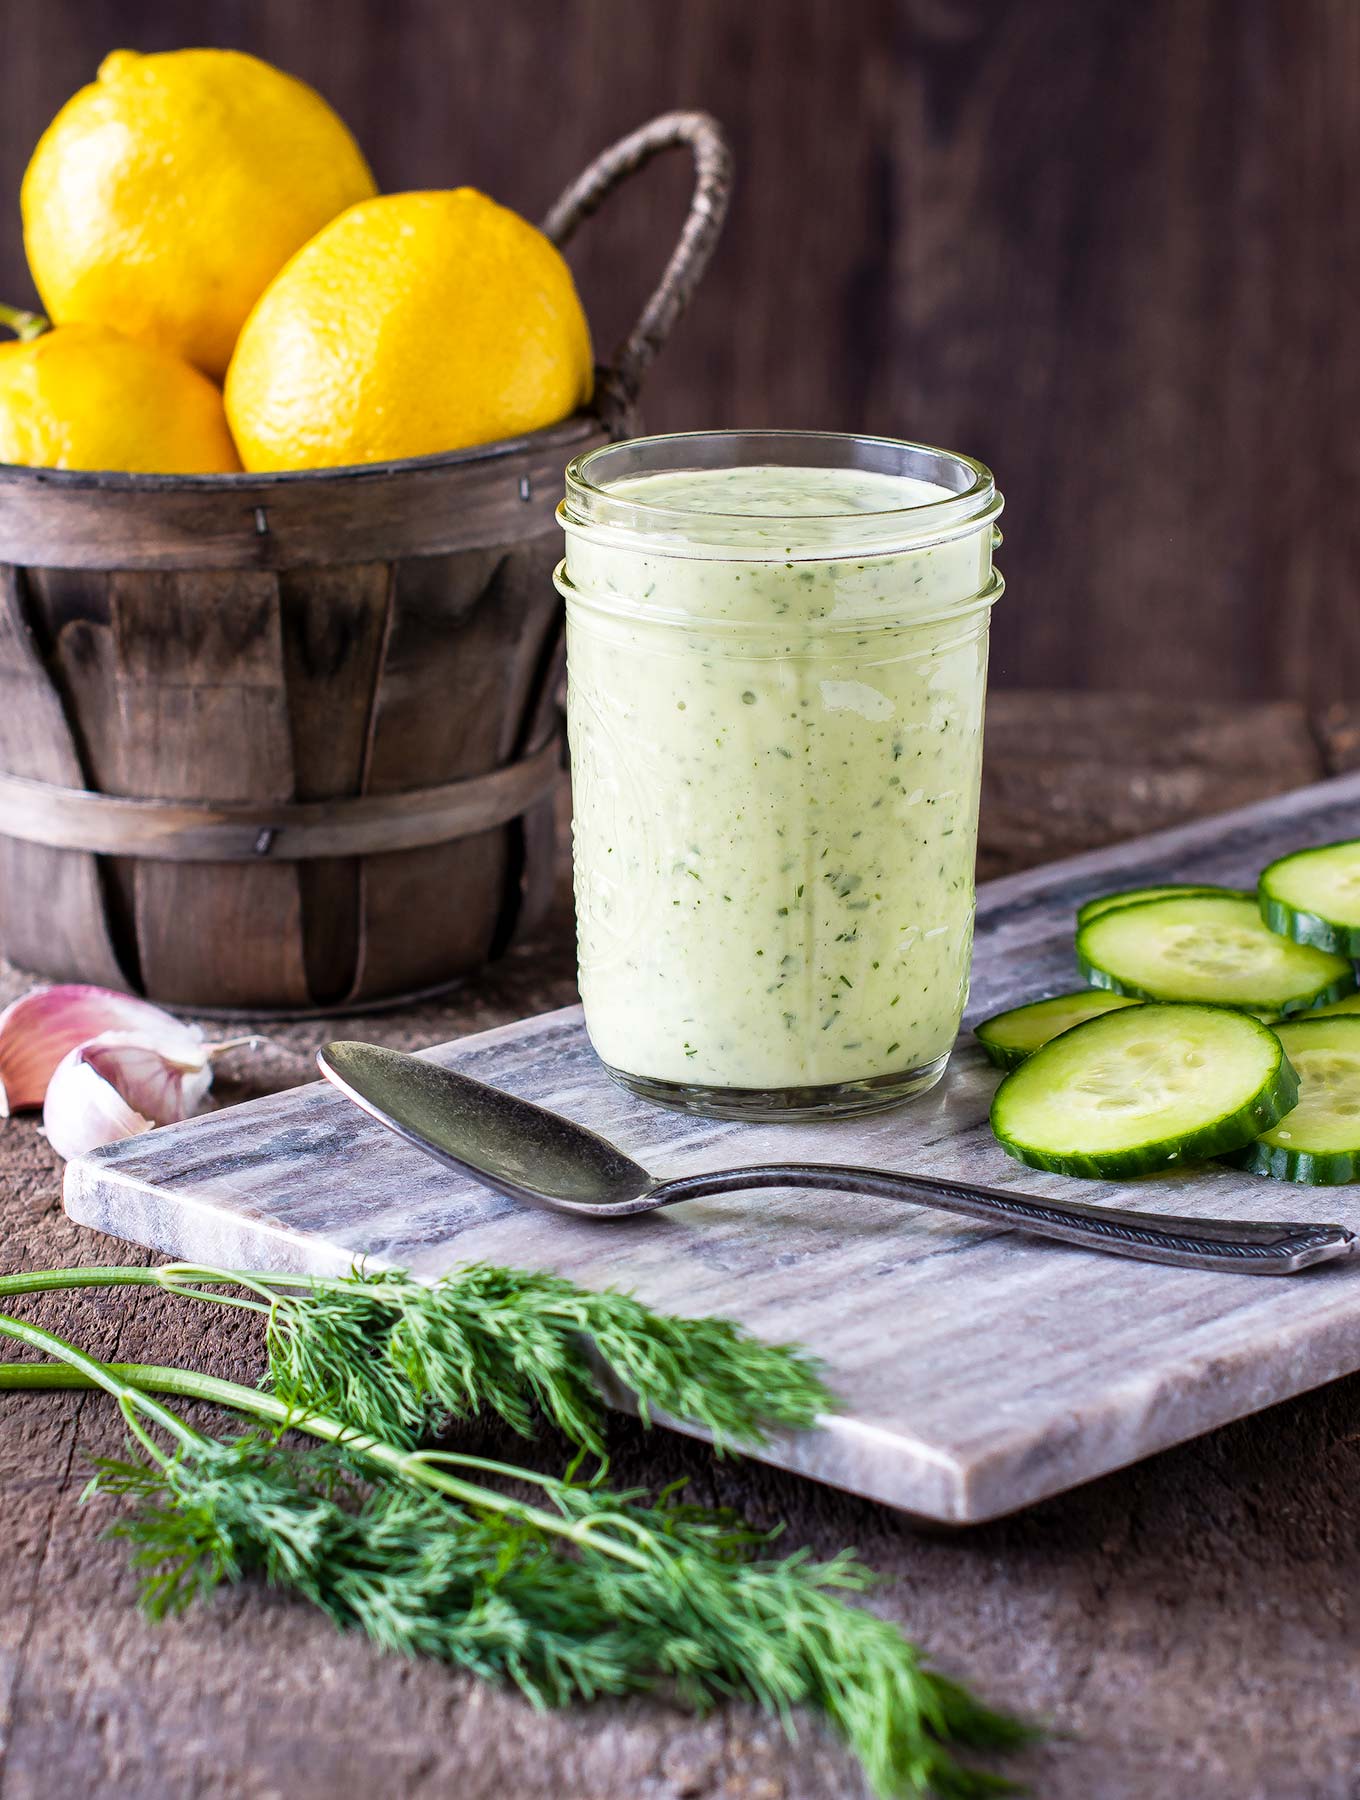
(560, 428, 1001, 559)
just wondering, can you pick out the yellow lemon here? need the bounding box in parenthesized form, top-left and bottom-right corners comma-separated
(225, 189, 594, 472)
(22, 49, 376, 379)
(0, 322, 241, 473)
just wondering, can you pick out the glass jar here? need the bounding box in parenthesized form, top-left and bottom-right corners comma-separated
(555, 429, 1003, 1120)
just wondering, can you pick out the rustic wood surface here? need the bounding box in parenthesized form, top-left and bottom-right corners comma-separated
(2, 1, 1355, 701)
(0, 690, 1356, 1800)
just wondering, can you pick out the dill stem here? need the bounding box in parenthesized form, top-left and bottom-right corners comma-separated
(0, 1264, 284, 1315)
(0, 1266, 169, 1298)
(0, 1263, 676, 1327)
(0, 1315, 204, 1456)
(0, 1264, 347, 1302)
(0, 1335, 654, 1572)
(0, 1264, 430, 1296)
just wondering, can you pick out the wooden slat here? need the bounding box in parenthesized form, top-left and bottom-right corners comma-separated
(12, 548, 565, 1009)
(348, 548, 505, 1000)
(27, 566, 139, 979)
(278, 563, 394, 1005)
(349, 536, 564, 1001)
(103, 571, 308, 1008)
(506, 618, 567, 944)
(0, 566, 125, 986)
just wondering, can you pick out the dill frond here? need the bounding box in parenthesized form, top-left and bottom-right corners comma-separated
(264, 1264, 834, 1455)
(90, 1434, 1031, 1799)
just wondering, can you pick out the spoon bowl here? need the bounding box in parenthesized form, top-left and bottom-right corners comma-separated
(319, 1039, 659, 1213)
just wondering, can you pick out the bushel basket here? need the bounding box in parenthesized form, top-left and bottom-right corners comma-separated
(0, 112, 730, 1011)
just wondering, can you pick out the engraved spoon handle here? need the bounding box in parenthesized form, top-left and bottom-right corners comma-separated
(646, 1164, 1356, 1274)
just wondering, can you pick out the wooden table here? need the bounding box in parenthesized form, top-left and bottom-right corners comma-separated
(2, 691, 1357, 1800)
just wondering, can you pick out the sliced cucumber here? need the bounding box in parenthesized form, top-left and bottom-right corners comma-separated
(1298, 990, 1360, 1019)
(975, 991, 1144, 1070)
(1230, 1016, 1360, 1184)
(990, 1003, 1298, 1179)
(1076, 883, 1249, 927)
(1077, 892, 1355, 1014)
(1259, 840, 1360, 956)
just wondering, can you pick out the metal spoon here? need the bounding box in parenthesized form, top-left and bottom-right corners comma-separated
(316, 1040, 1356, 1275)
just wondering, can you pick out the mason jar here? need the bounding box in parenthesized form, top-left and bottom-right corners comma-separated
(555, 429, 1004, 1121)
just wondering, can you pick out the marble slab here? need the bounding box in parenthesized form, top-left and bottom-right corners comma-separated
(64, 773, 1360, 1523)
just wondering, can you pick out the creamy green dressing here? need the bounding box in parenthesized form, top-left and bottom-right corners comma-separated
(562, 463, 995, 1094)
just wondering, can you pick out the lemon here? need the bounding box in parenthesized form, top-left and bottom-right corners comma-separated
(225, 189, 594, 472)
(22, 49, 376, 379)
(0, 323, 241, 473)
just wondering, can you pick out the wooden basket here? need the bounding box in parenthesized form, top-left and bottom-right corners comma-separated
(0, 112, 731, 1013)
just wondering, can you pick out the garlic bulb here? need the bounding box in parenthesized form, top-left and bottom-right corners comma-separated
(0, 985, 204, 1115)
(42, 1032, 215, 1162)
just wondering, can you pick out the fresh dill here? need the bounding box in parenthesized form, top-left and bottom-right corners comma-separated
(94, 1435, 1031, 1798)
(0, 1262, 832, 1456)
(0, 1266, 1033, 1797)
(257, 1262, 834, 1453)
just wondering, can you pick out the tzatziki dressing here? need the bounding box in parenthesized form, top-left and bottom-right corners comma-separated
(560, 450, 1001, 1113)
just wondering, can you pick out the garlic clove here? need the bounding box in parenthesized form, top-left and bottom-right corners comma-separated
(42, 1031, 215, 1162)
(0, 984, 203, 1115)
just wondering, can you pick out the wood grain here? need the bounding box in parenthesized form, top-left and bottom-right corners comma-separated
(4, 1, 1345, 698)
(0, 732, 564, 861)
(106, 570, 308, 1007)
(0, 569, 126, 986)
(278, 563, 391, 1003)
(349, 537, 566, 1000)
(0, 695, 1356, 1798)
(977, 690, 1323, 879)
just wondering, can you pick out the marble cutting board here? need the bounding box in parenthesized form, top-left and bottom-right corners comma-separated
(64, 773, 1360, 1524)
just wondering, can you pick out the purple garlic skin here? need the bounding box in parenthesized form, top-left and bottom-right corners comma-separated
(0, 984, 204, 1115)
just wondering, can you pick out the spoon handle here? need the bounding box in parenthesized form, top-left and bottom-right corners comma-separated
(646, 1164, 1355, 1274)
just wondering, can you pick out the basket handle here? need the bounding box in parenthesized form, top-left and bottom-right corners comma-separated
(542, 111, 732, 436)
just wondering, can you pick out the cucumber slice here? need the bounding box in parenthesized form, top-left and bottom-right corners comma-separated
(1076, 883, 1249, 926)
(1231, 1016, 1360, 1184)
(1259, 840, 1360, 956)
(974, 991, 1143, 1070)
(1298, 990, 1360, 1019)
(990, 1003, 1298, 1179)
(1077, 892, 1355, 1014)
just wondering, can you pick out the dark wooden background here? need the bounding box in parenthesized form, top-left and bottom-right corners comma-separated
(0, 0, 1356, 703)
